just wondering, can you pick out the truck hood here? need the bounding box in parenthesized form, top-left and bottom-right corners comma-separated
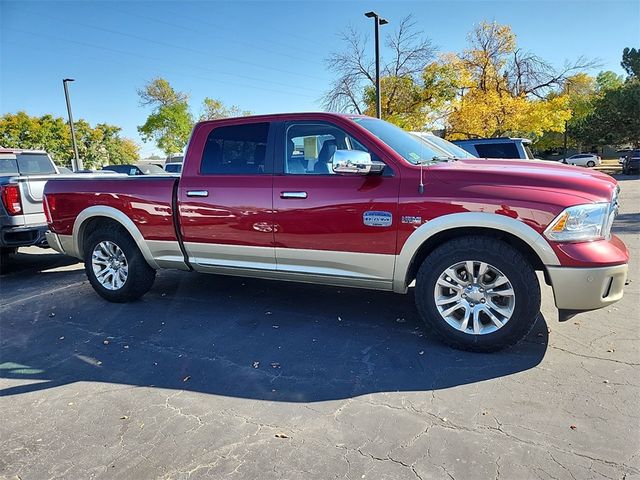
(429, 158, 616, 203)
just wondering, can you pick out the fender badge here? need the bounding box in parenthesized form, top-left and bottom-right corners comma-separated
(363, 211, 392, 227)
(401, 216, 422, 225)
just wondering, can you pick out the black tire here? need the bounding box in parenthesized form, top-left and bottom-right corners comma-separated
(414, 236, 541, 352)
(587, 161, 595, 167)
(84, 224, 156, 302)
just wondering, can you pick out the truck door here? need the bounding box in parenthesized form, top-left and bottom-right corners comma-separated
(177, 120, 276, 272)
(272, 120, 400, 288)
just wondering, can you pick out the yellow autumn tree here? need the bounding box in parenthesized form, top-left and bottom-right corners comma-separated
(445, 22, 580, 140)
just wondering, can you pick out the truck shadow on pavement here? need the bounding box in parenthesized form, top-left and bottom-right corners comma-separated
(0, 249, 80, 276)
(0, 269, 549, 402)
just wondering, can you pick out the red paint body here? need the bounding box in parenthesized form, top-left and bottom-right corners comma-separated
(44, 113, 628, 268)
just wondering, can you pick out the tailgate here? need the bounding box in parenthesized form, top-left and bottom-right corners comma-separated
(16, 176, 51, 224)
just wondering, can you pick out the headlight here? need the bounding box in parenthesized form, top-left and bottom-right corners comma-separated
(544, 203, 614, 242)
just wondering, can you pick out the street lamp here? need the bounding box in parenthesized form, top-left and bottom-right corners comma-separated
(365, 11, 388, 119)
(62, 78, 82, 171)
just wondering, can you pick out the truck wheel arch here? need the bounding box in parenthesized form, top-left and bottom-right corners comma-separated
(73, 206, 160, 270)
(393, 212, 560, 293)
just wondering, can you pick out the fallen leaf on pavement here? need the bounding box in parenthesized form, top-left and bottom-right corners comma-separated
(275, 433, 289, 438)
(253, 361, 260, 368)
(570, 425, 577, 430)
(120, 416, 129, 420)
(183, 375, 191, 382)
(270, 362, 281, 369)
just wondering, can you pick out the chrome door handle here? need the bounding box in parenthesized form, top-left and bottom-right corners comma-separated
(280, 191, 307, 199)
(187, 190, 209, 197)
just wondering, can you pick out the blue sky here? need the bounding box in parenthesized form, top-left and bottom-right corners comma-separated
(2, 0, 638, 157)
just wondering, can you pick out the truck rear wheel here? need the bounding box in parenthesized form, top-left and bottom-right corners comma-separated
(84, 225, 156, 302)
(414, 236, 541, 352)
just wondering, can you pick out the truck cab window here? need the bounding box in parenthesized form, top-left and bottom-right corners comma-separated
(201, 122, 269, 175)
(285, 122, 381, 175)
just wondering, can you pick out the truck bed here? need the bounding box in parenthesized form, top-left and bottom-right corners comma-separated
(45, 176, 179, 242)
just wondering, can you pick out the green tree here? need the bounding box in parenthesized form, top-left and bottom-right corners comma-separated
(199, 97, 251, 121)
(137, 78, 193, 155)
(621, 47, 640, 78)
(362, 61, 459, 130)
(137, 77, 188, 107)
(596, 71, 624, 92)
(573, 79, 640, 147)
(0, 112, 138, 169)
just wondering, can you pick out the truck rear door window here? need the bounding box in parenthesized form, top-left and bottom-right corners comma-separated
(0, 154, 57, 175)
(474, 143, 520, 159)
(200, 123, 270, 175)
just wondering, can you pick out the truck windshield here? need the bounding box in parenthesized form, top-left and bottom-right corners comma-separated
(423, 134, 477, 158)
(0, 153, 57, 176)
(352, 118, 446, 165)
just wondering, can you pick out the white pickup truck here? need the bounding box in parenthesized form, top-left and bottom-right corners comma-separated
(0, 149, 63, 260)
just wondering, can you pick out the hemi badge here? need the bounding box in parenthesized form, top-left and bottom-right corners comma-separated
(401, 216, 422, 225)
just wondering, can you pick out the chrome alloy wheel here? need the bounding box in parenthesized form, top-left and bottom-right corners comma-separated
(92, 241, 128, 290)
(434, 260, 516, 335)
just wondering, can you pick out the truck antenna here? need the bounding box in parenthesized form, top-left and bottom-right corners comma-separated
(419, 161, 425, 194)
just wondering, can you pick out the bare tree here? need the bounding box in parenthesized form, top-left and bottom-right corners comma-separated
(508, 51, 600, 98)
(322, 15, 436, 114)
(460, 22, 599, 99)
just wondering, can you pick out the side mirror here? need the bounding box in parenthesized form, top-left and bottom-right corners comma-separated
(332, 150, 385, 175)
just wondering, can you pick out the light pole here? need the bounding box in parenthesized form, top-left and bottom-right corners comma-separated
(63, 78, 82, 171)
(563, 120, 568, 163)
(365, 11, 388, 119)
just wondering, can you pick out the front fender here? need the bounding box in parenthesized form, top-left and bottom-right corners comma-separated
(392, 212, 560, 293)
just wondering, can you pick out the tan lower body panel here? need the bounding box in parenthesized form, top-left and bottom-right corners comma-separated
(183, 242, 395, 291)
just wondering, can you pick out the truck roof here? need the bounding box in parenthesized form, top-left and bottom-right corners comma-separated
(0, 148, 49, 154)
(453, 137, 532, 144)
(194, 112, 366, 128)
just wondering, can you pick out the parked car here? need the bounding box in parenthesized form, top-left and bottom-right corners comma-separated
(453, 137, 536, 160)
(44, 113, 628, 352)
(563, 153, 601, 168)
(618, 149, 632, 165)
(622, 149, 640, 174)
(411, 132, 477, 158)
(164, 162, 183, 174)
(0, 149, 61, 259)
(102, 163, 168, 176)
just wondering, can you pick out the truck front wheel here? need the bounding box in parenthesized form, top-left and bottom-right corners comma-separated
(414, 236, 541, 352)
(84, 225, 156, 302)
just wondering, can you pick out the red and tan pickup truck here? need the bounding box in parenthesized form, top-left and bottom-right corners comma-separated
(43, 113, 628, 351)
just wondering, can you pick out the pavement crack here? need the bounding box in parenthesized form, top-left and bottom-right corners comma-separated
(548, 345, 640, 366)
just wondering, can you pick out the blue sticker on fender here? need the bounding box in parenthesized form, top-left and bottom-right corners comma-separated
(363, 211, 393, 227)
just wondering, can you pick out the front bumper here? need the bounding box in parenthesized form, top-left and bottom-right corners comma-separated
(547, 263, 628, 312)
(0, 224, 48, 248)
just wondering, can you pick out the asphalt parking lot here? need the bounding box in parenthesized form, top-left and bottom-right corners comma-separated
(1, 175, 638, 480)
